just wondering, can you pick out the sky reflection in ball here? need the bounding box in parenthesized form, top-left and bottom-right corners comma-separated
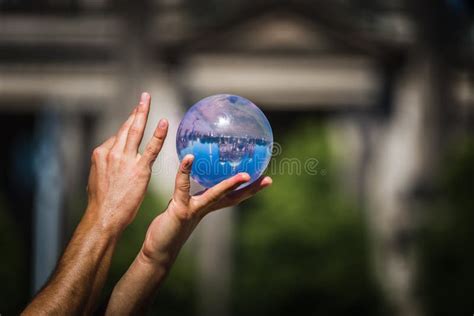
(176, 94, 273, 188)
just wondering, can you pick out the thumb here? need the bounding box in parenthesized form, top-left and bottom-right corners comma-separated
(173, 154, 194, 205)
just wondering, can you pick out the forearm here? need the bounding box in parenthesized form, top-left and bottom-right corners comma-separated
(23, 207, 119, 315)
(105, 250, 167, 315)
(105, 210, 198, 315)
(23, 93, 167, 315)
(83, 240, 116, 314)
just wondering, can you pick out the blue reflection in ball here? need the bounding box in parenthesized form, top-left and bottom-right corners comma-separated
(176, 94, 273, 188)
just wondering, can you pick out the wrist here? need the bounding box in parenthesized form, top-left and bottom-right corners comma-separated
(84, 203, 124, 239)
(138, 247, 170, 271)
(139, 242, 176, 272)
(140, 210, 199, 267)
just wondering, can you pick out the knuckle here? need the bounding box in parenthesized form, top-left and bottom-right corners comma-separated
(177, 182, 191, 193)
(153, 133, 165, 142)
(108, 150, 121, 162)
(169, 198, 183, 210)
(145, 145, 159, 158)
(128, 126, 141, 136)
(119, 127, 128, 136)
(169, 200, 195, 221)
(180, 165, 192, 175)
(147, 157, 157, 166)
(120, 122, 130, 132)
(92, 147, 105, 160)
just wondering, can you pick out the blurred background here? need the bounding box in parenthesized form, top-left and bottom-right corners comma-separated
(0, 0, 473, 315)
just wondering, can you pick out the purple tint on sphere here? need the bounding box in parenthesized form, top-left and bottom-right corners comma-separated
(176, 94, 273, 188)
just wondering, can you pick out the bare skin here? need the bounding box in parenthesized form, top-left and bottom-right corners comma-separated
(22, 92, 168, 315)
(105, 155, 272, 315)
(22, 92, 272, 315)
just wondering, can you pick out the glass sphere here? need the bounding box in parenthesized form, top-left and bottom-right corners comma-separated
(176, 94, 273, 188)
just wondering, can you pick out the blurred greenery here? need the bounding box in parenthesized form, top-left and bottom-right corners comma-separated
(417, 137, 474, 315)
(0, 194, 29, 314)
(233, 120, 385, 315)
(3, 120, 474, 316)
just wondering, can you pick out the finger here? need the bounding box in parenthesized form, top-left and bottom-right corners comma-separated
(112, 107, 137, 151)
(225, 176, 272, 204)
(91, 136, 116, 163)
(140, 119, 168, 167)
(206, 176, 272, 212)
(194, 173, 251, 210)
(97, 135, 116, 150)
(91, 137, 117, 179)
(173, 154, 194, 205)
(191, 176, 269, 200)
(100, 135, 116, 150)
(124, 92, 151, 155)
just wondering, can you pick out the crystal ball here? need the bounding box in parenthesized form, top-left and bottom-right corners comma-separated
(176, 94, 273, 188)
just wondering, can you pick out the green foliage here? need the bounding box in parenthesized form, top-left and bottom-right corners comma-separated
(233, 121, 383, 315)
(418, 138, 474, 315)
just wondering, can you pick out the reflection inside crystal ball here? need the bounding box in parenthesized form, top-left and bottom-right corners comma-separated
(176, 94, 273, 188)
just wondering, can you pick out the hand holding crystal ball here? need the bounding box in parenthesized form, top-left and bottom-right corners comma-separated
(176, 94, 273, 188)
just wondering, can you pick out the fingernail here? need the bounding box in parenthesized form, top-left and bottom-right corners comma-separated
(158, 119, 168, 129)
(262, 176, 273, 186)
(184, 155, 194, 167)
(140, 92, 149, 105)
